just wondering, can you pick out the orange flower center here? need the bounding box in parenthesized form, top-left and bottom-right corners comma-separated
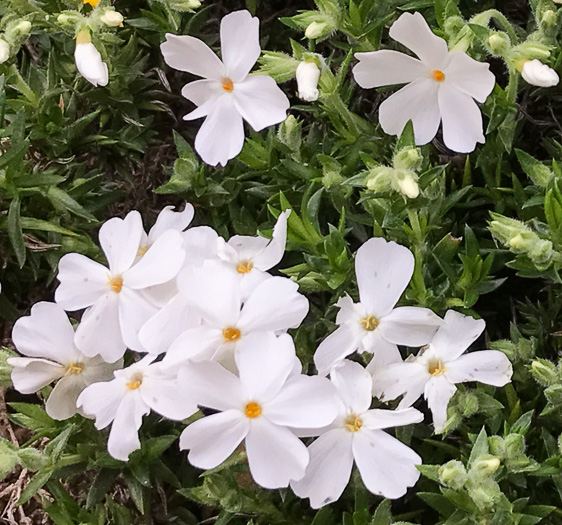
(360, 315, 379, 331)
(236, 260, 254, 274)
(432, 69, 446, 82)
(222, 77, 234, 92)
(245, 402, 262, 418)
(108, 275, 123, 294)
(223, 326, 241, 342)
(126, 373, 143, 390)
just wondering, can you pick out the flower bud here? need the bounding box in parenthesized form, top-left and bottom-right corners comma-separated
(471, 455, 501, 477)
(528, 238, 554, 268)
(296, 61, 321, 102)
(278, 115, 302, 152)
(468, 479, 502, 511)
(443, 16, 464, 37)
(545, 384, 562, 405)
(7, 20, 32, 40)
(74, 31, 109, 87)
(513, 42, 551, 62)
(439, 460, 468, 490)
(100, 10, 124, 27)
(487, 32, 510, 56)
(394, 169, 420, 199)
(57, 12, 84, 28)
(521, 59, 559, 87)
(304, 18, 336, 40)
(394, 147, 423, 171)
(541, 10, 557, 27)
(488, 436, 506, 459)
(531, 359, 558, 386)
(0, 40, 10, 64)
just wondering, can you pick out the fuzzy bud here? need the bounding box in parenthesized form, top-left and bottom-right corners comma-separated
(545, 384, 562, 405)
(100, 10, 124, 27)
(57, 12, 84, 28)
(439, 460, 468, 490)
(305, 19, 335, 40)
(394, 147, 423, 172)
(513, 42, 551, 62)
(471, 455, 501, 477)
(541, 10, 557, 28)
(531, 359, 558, 386)
(521, 59, 559, 88)
(7, 20, 32, 40)
(468, 479, 502, 511)
(487, 32, 510, 56)
(296, 61, 321, 102)
(0, 40, 9, 64)
(278, 115, 302, 153)
(394, 169, 420, 199)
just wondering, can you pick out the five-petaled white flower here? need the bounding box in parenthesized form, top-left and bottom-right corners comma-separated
(179, 332, 340, 489)
(314, 237, 442, 376)
(291, 360, 423, 506)
(161, 259, 309, 371)
(74, 30, 109, 87)
(352, 12, 496, 153)
(77, 355, 197, 461)
(7, 302, 121, 420)
(55, 210, 186, 361)
(161, 10, 290, 166)
(372, 310, 513, 432)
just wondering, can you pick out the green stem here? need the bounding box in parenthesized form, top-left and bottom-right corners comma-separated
(506, 67, 519, 104)
(471, 9, 518, 44)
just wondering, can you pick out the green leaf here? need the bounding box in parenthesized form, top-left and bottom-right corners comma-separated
(8, 197, 25, 267)
(18, 467, 54, 505)
(46, 187, 97, 221)
(468, 427, 489, 468)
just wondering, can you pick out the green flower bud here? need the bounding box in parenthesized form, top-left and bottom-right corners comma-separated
(258, 51, 300, 83)
(439, 460, 468, 490)
(366, 166, 394, 192)
(278, 115, 302, 153)
(100, 10, 124, 27)
(530, 358, 558, 386)
(471, 454, 501, 477)
(57, 11, 84, 29)
(304, 16, 336, 40)
(488, 436, 506, 459)
(545, 384, 562, 405)
(467, 478, 502, 511)
(487, 32, 510, 56)
(528, 238, 553, 267)
(393, 146, 423, 172)
(512, 42, 551, 64)
(541, 10, 557, 28)
(444, 15, 465, 37)
(18, 448, 47, 471)
(8, 20, 32, 39)
(393, 169, 420, 199)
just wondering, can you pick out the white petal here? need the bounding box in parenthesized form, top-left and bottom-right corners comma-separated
(118, 288, 158, 352)
(223, 235, 269, 262)
(290, 429, 354, 509)
(194, 93, 245, 167)
(353, 50, 428, 88)
(379, 78, 441, 145)
(220, 10, 260, 82)
(388, 12, 449, 67)
(75, 42, 108, 87)
(12, 302, 79, 362)
(238, 277, 309, 333)
(372, 362, 428, 408)
(75, 294, 126, 362)
(430, 310, 485, 361)
(181, 79, 223, 112)
(335, 295, 364, 325)
(77, 378, 127, 429)
(236, 332, 296, 401)
(314, 325, 363, 377)
(233, 75, 290, 131)
(178, 360, 244, 412)
(55, 254, 108, 311)
(355, 238, 414, 317)
(364, 334, 403, 373)
(246, 417, 309, 489)
(124, 230, 185, 289)
(252, 210, 290, 271)
(182, 226, 219, 265)
(161, 33, 225, 80)
(140, 365, 198, 420)
(424, 376, 457, 432)
(162, 327, 223, 369)
(180, 410, 249, 469)
(444, 52, 496, 103)
(330, 360, 373, 414)
(265, 375, 339, 429)
(361, 407, 423, 430)
(8, 358, 65, 394)
(107, 391, 150, 461)
(148, 204, 195, 244)
(45, 375, 85, 420)
(379, 307, 442, 346)
(438, 83, 484, 153)
(239, 270, 270, 301)
(445, 350, 512, 387)
(138, 294, 197, 355)
(99, 211, 144, 275)
(353, 428, 421, 499)
(81, 356, 123, 385)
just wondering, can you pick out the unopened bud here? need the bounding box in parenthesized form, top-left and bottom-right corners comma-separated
(278, 115, 302, 152)
(541, 10, 557, 28)
(531, 359, 558, 386)
(468, 479, 502, 511)
(521, 59, 559, 88)
(472, 455, 501, 476)
(394, 170, 420, 199)
(394, 147, 423, 171)
(57, 12, 83, 28)
(304, 18, 336, 40)
(513, 42, 551, 62)
(100, 10, 124, 27)
(0, 40, 9, 64)
(487, 32, 510, 56)
(9, 20, 32, 39)
(439, 460, 468, 490)
(296, 61, 321, 102)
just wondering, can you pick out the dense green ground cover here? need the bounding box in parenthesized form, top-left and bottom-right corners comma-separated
(1, 0, 562, 523)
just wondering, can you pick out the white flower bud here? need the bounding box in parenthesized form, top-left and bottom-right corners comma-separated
(305, 22, 328, 39)
(395, 170, 420, 199)
(521, 59, 559, 87)
(0, 40, 9, 64)
(296, 61, 320, 102)
(74, 31, 109, 87)
(100, 10, 124, 27)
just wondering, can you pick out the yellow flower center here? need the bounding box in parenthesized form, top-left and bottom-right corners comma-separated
(360, 315, 379, 331)
(432, 69, 446, 82)
(223, 326, 241, 342)
(65, 362, 85, 375)
(236, 260, 254, 274)
(344, 414, 363, 433)
(428, 358, 447, 376)
(126, 373, 143, 390)
(137, 245, 149, 257)
(83, 0, 100, 6)
(245, 401, 262, 418)
(108, 275, 123, 294)
(222, 77, 234, 92)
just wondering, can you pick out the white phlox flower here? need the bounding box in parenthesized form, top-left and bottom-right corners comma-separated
(216, 210, 290, 297)
(178, 332, 340, 489)
(296, 61, 321, 102)
(77, 355, 197, 461)
(291, 360, 423, 506)
(160, 259, 309, 371)
(55, 210, 186, 362)
(352, 12, 496, 153)
(521, 59, 559, 88)
(314, 237, 442, 376)
(160, 10, 290, 166)
(74, 30, 109, 87)
(372, 310, 513, 433)
(7, 302, 122, 420)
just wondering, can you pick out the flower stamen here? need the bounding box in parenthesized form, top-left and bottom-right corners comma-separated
(344, 414, 363, 433)
(428, 358, 447, 376)
(126, 373, 143, 390)
(245, 401, 262, 418)
(223, 326, 241, 342)
(236, 260, 254, 274)
(65, 362, 85, 376)
(108, 275, 123, 294)
(360, 315, 379, 331)
(137, 245, 149, 257)
(222, 77, 234, 92)
(431, 69, 446, 82)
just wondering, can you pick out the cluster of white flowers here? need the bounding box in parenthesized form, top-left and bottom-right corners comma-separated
(8, 203, 513, 506)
